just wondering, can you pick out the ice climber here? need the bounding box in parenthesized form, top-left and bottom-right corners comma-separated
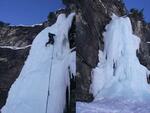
(45, 32, 55, 46)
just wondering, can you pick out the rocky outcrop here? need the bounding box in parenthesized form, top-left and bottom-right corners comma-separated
(0, 47, 30, 107)
(129, 15, 150, 70)
(0, 25, 44, 47)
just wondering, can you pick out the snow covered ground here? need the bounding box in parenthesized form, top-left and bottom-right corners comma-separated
(77, 98, 150, 113)
(77, 14, 150, 113)
(1, 13, 75, 113)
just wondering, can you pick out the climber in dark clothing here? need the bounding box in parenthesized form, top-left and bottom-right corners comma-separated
(45, 32, 56, 46)
(147, 74, 150, 84)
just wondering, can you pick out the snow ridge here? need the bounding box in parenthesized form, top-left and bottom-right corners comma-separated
(0, 45, 31, 50)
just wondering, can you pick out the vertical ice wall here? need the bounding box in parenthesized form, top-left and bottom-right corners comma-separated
(90, 14, 150, 102)
(1, 13, 75, 113)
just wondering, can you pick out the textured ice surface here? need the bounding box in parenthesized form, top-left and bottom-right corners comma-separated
(77, 98, 150, 113)
(77, 15, 150, 113)
(1, 13, 75, 113)
(90, 15, 150, 101)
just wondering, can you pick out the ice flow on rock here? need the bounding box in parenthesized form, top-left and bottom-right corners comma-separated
(1, 13, 75, 113)
(90, 14, 150, 101)
(77, 14, 150, 113)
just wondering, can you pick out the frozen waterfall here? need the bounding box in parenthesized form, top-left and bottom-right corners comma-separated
(1, 13, 75, 113)
(77, 14, 150, 113)
(90, 14, 150, 101)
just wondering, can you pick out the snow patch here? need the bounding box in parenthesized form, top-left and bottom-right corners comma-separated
(0, 45, 31, 50)
(10, 23, 43, 27)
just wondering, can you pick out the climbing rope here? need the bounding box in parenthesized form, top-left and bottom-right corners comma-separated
(45, 44, 76, 113)
(45, 44, 54, 113)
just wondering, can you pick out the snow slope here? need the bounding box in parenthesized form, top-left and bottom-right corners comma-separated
(77, 15, 150, 113)
(1, 13, 75, 113)
(77, 98, 150, 113)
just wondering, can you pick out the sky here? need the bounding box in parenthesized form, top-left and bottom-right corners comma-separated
(124, 0, 150, 22)
(0, 0, 149, 25)
(0, 0, 64, 25)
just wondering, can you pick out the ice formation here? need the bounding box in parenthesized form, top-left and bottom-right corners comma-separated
(77, 15, 150, 113)
(90, 15, 150, 101)
(1, 13, 75, 113)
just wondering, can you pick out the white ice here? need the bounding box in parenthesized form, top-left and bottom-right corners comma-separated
(77, 14, 150, 113)
(1, 13, 75, 113)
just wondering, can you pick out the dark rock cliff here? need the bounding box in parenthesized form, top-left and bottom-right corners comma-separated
(129, 15, 150, 70)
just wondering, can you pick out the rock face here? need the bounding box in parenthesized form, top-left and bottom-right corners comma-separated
(0, 25, 44, 46)
(130, 17, 150, 70)
(0, 47, 31, 107)
(73, 0, 150, 102)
